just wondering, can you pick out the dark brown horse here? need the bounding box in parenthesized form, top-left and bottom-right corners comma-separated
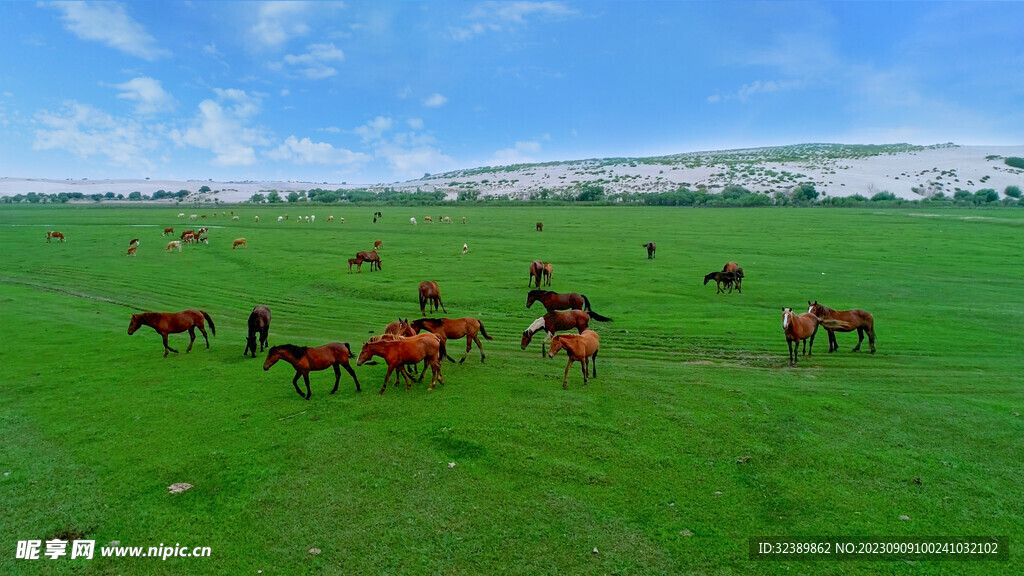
(46, 231, 65, 242)
(782, 308, 818, 365)
(521, 310, 590, 356)
(548, 330, 600, 389)
(418, 281, 447, 315)
(357, 333, 443, 394)
(529, 260, 545, 288)
(411, 317, 493, 363)
(536, 221, 543, 232)
(526, 290, 611, 321)
(644, 242, 656, 259)
(245, 305, 271, 358)
(128, 309, 216, 357)
(808, 301, 876, 353)
(355, 251, 381, 271)
(263, 343, 360, 399)
(703, 271, 738, 294)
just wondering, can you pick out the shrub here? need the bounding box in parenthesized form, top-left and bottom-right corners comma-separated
(1005, 157, 1024, 169)
(870, 191, 897, 201)
(1004, 185, 1021, 198)
(974, 189, 999, 203)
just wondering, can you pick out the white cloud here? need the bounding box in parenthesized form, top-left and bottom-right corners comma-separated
(352, 116, 394, 142)
(452, 1, 576, 40)
(407, 118, 424, 130)
(47, 1, 170, 60)
(374, 141, 454, 180)
(173, 89, 268, 166)
(280, 43, 345, 79)
(423, 93, 448, 108)
(488, 140, 542, 166)
(708, 79, 803, 103)
(32, 101, 158, 169)
(268, 136, 369, 166)
(250, 1, 313, 48)
(114, 77, 175, 115)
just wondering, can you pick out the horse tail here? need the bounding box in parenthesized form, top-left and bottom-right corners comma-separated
(582, 295, 612, 322)
(818, 318, 849, 330)
(202, 310, 216, 336)
(478, 320, 494, 340)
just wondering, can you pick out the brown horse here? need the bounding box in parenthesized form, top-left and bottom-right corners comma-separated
(723, 262, 739, 273)
(543, 262, 553, 286)
(126, 246, 137, 257)
(703, 271, 738, 294)
(232, 238, 247, 249)
(536, 221, 543, 232)
(808, 301, 876, 353)
(46, 231, 65, 242)
(128, 309, 216, 357)
(411, 317, 493, 363)
(782, 308, 818, 365)
(163, 227, 174, 236)
(548, 330, 600, 389)
(263, 343, 360, 399)
(357, 333, 443, 394)
(245, 305, 271, 358)
(521, 310, 590, 356)
(526, 290, 612, 321)
(644, 242, 656, 259)
(129, 238, 140, 247)
(418, 281, 447, 315)
(355, 251, 381, 271)
(347, 258, 363, 274)
(529, 260, 545, 288)
(374, 240, 383, 251)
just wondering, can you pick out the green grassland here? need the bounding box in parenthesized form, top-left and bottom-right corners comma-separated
(1, 205, 1021, 575)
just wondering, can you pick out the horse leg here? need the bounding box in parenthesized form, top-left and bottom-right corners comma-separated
(197, 324, 210, 349)
(331, 364, 341, 394)
(186, 327, 196, 353)
(260, 329, 268, 352)
(303, 373, 312, 400)
(808, 332, 815, 356)
(471, 335, 484, 363)
(853, 328, 864, 352)
(162, 333, 179, 357)
(787, 340, 795, 365)
(342, 361, 360, 392)
(581, 358, 588, 386)
(867, 326, 876, 354)
(438, 298, 447, 314)
(381, 365, 395, 395)
(292, 372, 305, 398)
(591, 351, 597, 379)
(562, 359, 573, 389)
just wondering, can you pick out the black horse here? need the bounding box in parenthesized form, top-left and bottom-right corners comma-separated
(245, 305, 271, 357)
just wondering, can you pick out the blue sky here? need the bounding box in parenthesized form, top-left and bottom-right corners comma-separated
(1, 1, 1022, 184)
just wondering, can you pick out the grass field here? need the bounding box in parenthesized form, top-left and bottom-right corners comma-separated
(1, 205, 1022, 575)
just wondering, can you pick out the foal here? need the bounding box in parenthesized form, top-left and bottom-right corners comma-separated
(548, 330, 600, 389)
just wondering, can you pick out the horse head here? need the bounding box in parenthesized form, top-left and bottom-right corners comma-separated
(127, 314, 141, 335)
(521, 330, 533, 350)
(356, 342, 378, 366)
(547, 336, 566, 358)
(782, 308, 794, 329)
(263, 346, 284, 370)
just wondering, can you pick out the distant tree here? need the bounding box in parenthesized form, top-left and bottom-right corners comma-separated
(249, 193, 265, 204)
(128, 191, 142, 200)
(457, 189, 480, 202)
(104, 192, 115, 199)
(790, 183, 819, 203)
(287, 192, 300, 203)
(870, 191, 897, 201)
(953, 190, 973, 203)
(576, 184, 605, 202)
(199, 185, 212, 194)
(1004, 157, 1024, 169)
(90, 194, 103, 202)
(1004, 185, 1021, 198)
(974, 189, 999, 203)
(267, 190, 282, 203)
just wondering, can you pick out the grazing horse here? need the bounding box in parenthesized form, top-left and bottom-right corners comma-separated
(526, 290, 612, 321)
(128, 310, 216, 357)
(263, 343, 360, 400)
(462, 217, 467, 224)
(542, 262, 553, 286)
(782, 308, 818, 365)
(355, 251, 381, 271)
(462, 243, 468, 255)
(166, 241, 182, 252)
(723, 262, 739, 273)
(644, 242, 656, 259)
(424, 216, 434, 223)
(808, 301, 876, 353)
(548, 330, 600, 389)
(529, 260, 545, 288)
(232, 238, 247, 249)
(129, 238, 140, 247)
(46, 231, 65, 242)
(703, 271, 738, 294)
(327, 215, 334, 222)
(357, 333, 443, 394)
(410, 217, 417, 225)
(374, 240, 383, 251)
(245, 305, 271, 358)
(536, 221, 543, 232)
(163, 227, 174, 236)
(411, 317, 493, 363)
(126, 245, 137, 257)
(418, 281, 447, 315)
(521, 309, 590, 356)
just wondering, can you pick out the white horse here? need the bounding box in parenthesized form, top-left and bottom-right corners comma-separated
(462, 243, 468, 255)
(410, 217, 417, 225)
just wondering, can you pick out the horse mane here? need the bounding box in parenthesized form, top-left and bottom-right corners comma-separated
(271, 343, 307, 356)
(814, 303, 836, 315)
(527, 289, 553, 297)
(368, 334, 405, 343)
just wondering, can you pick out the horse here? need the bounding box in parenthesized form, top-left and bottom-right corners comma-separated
(418, 281, 447, 315)
(245, 305, 271, 358)
(808, 301, 876, 353)
(723, 262, 739, 273)
(46, 231, 65, 242)
(166, 241, 182, 252)
(232, 238, 247, 249)
(374, 240, 383, 251)
(521, 309, 590, 356)
(410, 217, 417, 225)
(355, 251, 381, 271)
(732, 268, 745, 293)
(782, 308, 818, 365)
(536, 221, 543, 232)
(424, 216, 434, 223)
(126, 246, 137, 257)
(357, 333, 443, 394)
(163, 227, 174, 236)
(462, 243, 468, 255)
(542, 262, 553, 286)
(462, 217, 466, 224)
(703, 271, 738, 294)
(644, 242, 656, 259)
(526, 290, 612, 321)
(548, 330, 600, 389)
(129, 238, 140, 247)
(347, 258, 363, 274)
(327, 215, 334, 222)
(411, 317, 493, 363)
(529, 260, 545, 288)
(128, 310, 216, 357)
(263, 343, 360, 400)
